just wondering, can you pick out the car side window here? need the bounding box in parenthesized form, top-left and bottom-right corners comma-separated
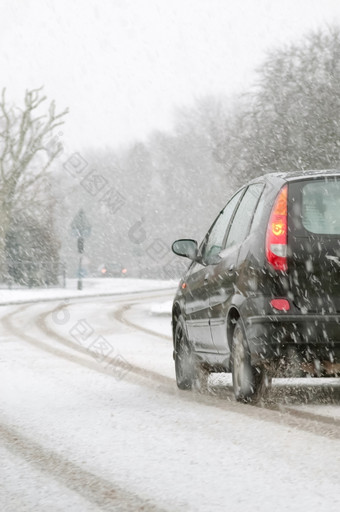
(225, 183, 264, 249)
(202, 188, 244, 263)
(249, 184, 266, 233)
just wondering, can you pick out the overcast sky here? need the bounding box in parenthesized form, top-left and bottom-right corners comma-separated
(2, 0, 340, 151)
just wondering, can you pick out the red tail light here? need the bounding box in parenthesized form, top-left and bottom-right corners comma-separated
(270, 298, 290, 311)
(266, 185, 288, 271)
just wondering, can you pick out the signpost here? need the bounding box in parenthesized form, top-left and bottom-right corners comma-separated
(71, 209, 91, 290)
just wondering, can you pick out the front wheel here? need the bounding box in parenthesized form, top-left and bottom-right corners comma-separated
(174, 317, 196, 390)
(231, 320, 271, 403)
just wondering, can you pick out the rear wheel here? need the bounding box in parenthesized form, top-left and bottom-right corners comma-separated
(174, 318, 196, 390)
(231, 320, 271, 402)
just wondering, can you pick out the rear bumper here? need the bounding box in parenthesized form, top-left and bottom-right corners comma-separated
(245, 313, 340, 364)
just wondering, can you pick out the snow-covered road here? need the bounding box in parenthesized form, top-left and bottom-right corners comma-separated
(1, 281, 340, 511)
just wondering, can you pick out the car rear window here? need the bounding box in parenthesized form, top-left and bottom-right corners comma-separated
(301, 179, 340, 235)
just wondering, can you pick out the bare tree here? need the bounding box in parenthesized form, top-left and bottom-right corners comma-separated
(0, 87, 68, 279)
(240, 26, 340, 177)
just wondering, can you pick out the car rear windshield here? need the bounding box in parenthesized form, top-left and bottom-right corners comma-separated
(301, 179, 340, 235)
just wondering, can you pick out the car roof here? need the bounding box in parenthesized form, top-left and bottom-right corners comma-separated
(230, 169, 340, 199)
(262, 169, 340, 183)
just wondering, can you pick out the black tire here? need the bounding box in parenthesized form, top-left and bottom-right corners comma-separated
(231, 319, 271, 403)
(174, 317, 196, 390)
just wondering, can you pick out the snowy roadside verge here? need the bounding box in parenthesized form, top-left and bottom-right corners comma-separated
(0, 278, 178, 306)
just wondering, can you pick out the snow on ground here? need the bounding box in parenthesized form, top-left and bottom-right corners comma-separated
(0, 444, 96, 512)
(1, 281, 340, 510)
(124, 300, 173, 339)
(149, 300, 173, 316)
(0, 277, 178, 305)
(1, 321, 340, 512)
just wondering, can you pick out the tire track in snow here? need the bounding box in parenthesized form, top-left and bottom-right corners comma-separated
(113, 303, 172, 341)
(2, 298, 340, 440)
(1, 302, 174, 389)
(0, 421, 169, 512)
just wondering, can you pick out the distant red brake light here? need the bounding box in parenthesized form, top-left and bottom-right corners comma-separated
(266, 185, 288, 272)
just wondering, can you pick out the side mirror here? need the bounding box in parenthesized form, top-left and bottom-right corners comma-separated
(172, 239, 198, 261)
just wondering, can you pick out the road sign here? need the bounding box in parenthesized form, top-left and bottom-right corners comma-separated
(71, 209, 91, 238)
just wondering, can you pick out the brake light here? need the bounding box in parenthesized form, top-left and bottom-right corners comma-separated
(266, 185, 288, 271)
(270, 298, 290, 311)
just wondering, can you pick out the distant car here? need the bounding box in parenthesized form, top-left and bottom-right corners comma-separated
(99, 263, 127, 278)
(171, 170, 340, 402)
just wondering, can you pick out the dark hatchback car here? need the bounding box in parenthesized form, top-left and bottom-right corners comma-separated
(171, 170, 340, 402)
